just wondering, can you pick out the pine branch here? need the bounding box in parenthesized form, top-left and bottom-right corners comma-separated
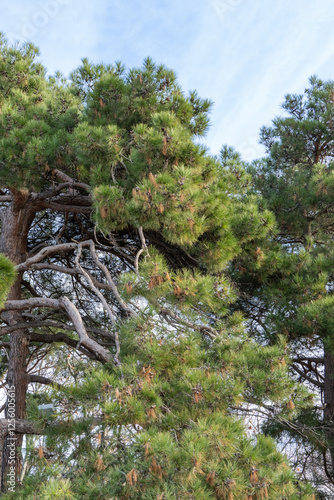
(40, 193, 92, 214)
(75, 242, 120, 365)
(0, 419, 37, 436)
(17, 243, 78, 272)
(86, 240, 137, 318)
(2, 297, 112, 363)
(159, 307, 217, 339)
(0, 319, 115, 343)
(291, 363, 325, 389)
(28, 374, 63, 389)
(36, 181, 91, 201)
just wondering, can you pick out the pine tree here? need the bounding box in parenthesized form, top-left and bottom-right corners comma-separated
(233, 76, 334, 494)
(0, 34, 314, 498)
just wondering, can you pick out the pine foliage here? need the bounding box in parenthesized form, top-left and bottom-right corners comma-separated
(231, 77, 334, 494)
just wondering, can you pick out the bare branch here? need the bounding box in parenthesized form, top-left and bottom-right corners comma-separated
(4, 297, 63, 311)
(292, 357, 324, 364)
(75, 242, 120, 365)
(138, 226, 149, 253)
(31, 190, 92, 214)
(28, 262, 77, 276)
(134, 248, 144, 273)
(52, 169, 77, 184)
(3, 297, 112, 363)
(42, 181, 90, 197)
(28, 332, 100, 360)
(159, 307, 217, 339)
(27, 263, 120, 297)
(323, 451, 334, 485)
(84, 240, 137, 318)
(17, 243, 78, 272)
(0, 419, 37, 436)
(55, 213, 68, 243)
(22, 279, 41, 298)
(28, 374, 62, 389)
(60, 297, 112, 363)
(291, 363, 325, 389)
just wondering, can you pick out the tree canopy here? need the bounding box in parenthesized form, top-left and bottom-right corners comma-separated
(0, 34, 322, 498)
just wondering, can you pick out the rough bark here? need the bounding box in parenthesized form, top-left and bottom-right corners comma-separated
(0, 188, 116, 489)
(324, 349, 334, 476)
(0, 190, 37, 490)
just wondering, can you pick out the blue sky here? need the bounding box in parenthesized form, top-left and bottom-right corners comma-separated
(2, 0, 334, 160)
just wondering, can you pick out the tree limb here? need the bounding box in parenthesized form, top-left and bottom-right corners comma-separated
(159, 307, 217, 339)
(2, 297, 112, 363)
(17, 243, 78, 272)
(0, 419, 37, 437)
(85, 240, 137, 318)
(28, 332, 100, 360)
(291, 363, 325, 389)
(28, 374, 63, 389)
(75, 243, 120, 365)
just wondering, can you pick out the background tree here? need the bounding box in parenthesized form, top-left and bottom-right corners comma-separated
(231, 76, 334, 496)
(0, 34, 314, 498)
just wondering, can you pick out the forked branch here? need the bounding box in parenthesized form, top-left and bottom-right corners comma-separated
(2, 297, 112, 363)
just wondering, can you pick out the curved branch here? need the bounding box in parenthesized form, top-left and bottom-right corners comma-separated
(323, 451, 334, 485)
(84, 240, 137, 318)
(134, 248, 144, 273)
(138, 226, 149, 253)
(291, 363, 325, 389)
(3, 297, 112, 363)
(37, 181, 91, 200)
(159, 307, 217, 339)
(52, 169, 88, 188)
(28, 374, 62, 389)
(17, 243, 78, 272)
(60, 297, 112, 363)
(28, 331, 100, 360)
(75, 243, 120, 365)
(41, 197, 92, 214)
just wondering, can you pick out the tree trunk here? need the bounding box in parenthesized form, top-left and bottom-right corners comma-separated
(324, 348, 334, 477)
(0, 190, 36, 491)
